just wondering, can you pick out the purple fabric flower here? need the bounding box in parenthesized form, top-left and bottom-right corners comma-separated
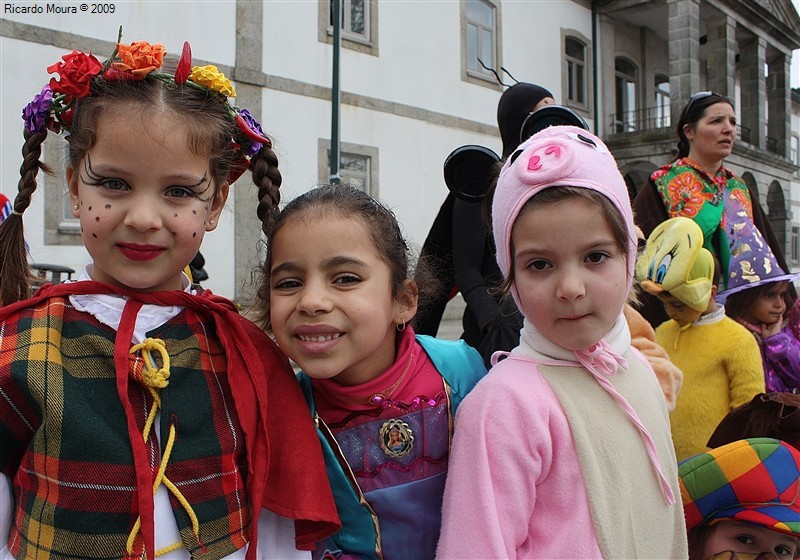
(238, 108, 265, 156)
(22, 86, 53, 134)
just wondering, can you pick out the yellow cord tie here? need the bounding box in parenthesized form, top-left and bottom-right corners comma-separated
(673, 322, 693, 350)
(125, 338, 202, 556)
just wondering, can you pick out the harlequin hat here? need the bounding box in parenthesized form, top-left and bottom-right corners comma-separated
(491, 126, 637, 309)
(679, 438, 800, 537)
(716, 196, 800, 303)
(636, 217, 715, 312)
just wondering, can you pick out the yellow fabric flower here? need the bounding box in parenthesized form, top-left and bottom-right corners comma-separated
(189, 65, 236, 97)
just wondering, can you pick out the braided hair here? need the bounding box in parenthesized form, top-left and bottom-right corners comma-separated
(0, 45, 281, 306)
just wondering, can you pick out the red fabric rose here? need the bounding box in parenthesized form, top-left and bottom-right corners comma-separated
(47, 50, 103, 98)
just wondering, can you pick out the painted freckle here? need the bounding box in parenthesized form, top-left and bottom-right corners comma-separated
(193, 232, 197, 238)
(88, 206, 92, 211)
(92, 233, 97, 238)
(192, 210, 197, 215)
(105, 204, 111, 209)
(95, 216, 100, 222)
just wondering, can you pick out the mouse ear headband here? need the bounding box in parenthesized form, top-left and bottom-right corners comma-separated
(21, 28, 269, 185)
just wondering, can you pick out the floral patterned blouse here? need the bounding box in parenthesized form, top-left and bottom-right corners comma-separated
(652, 158, 753, 290)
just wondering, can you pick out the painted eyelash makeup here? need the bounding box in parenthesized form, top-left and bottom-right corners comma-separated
(80, 154, 104, 185)
(184, 174, 214, 202)
(82, 155, 214, 202)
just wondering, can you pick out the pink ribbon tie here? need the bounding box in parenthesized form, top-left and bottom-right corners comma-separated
(575, 341, 676, 505)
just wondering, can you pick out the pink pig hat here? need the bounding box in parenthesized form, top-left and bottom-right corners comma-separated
(491, 126, 637, 307)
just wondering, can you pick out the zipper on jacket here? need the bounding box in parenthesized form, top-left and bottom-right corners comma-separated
(315, 413, 384, 560)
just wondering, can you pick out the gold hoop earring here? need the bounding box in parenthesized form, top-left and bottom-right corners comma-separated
(396, 320, 406, 332)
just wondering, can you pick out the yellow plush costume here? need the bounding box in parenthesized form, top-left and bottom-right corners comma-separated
(656, 317, 764, 461)
(637, 217, 765, 461)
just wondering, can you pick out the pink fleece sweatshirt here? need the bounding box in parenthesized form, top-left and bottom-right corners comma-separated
(436, 358, 601, 559)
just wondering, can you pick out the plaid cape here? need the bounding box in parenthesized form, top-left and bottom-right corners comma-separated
(0, 281, 340, 559)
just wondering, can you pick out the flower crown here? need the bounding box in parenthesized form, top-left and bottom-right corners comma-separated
(22, 31, 270, 184)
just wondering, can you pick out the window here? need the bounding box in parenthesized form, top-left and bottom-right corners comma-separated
(339, 153, 370, 191)
(318, 139, 379, 197)
(614, 57, 638, 133)
(565, 37, 586, 106)
(319, 0, 378, 56)
(465, 0, 497, 82)
(791, 135, 799, 168)
(44, 136, 81, 245)
(767, 181, 786, 252)
(654, 75, 670, 129)
(792, 227, 799, 263)
(331, 0, 369, 43)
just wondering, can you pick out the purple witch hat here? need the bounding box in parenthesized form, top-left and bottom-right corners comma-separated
(716, 197, 800, 303)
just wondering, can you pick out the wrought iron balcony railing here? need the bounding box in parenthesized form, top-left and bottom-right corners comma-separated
(608, 106, 757, 150)
(609, 106, 671, 134)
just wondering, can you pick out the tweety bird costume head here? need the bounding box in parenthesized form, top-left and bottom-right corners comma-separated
(636, 217, 714, 326)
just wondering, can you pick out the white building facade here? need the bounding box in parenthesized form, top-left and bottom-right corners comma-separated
(1, 0, 798, 301)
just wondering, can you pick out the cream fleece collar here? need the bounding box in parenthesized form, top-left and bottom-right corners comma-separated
(511, 313, 630, 363)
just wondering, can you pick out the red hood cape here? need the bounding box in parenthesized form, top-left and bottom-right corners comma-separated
(0, 281, 340, 558)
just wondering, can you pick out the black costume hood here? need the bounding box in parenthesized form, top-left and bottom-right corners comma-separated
(497, 82, 553, 159)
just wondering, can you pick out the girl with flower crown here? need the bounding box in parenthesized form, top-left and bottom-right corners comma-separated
(0, 35, 339, 559)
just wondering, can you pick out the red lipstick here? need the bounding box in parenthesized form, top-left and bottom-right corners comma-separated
(117, 243, 165, 261)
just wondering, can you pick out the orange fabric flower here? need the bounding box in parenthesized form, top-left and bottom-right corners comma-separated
(666, 171, 706, 218)
(111, 41, 166, 78)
